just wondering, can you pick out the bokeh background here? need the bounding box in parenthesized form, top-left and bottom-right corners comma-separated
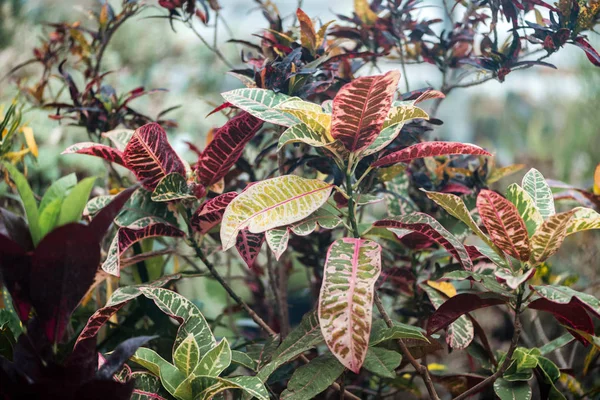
(1, 0, 599, 327)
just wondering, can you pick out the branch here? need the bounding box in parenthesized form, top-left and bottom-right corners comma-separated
(374, 293, 441, 400)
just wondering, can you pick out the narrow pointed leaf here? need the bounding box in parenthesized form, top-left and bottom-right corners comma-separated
(193, 338, 232, 377)
(265, 228, 290, 260)
(123, 123, 186, 190)
(152, 173, 195, 202)
(220, 175, 333, 250)
(235, 229, 265, 268)
(196, 112, 263, 186)
(191, 192, 238, 234)
(506, 183, 543, 237)
(374, 213, 473, 270)
(373, 141, 491, 168)
(2, 162, 41, 245)
(39, 173, 77, 213)
(173, 333, 200, 376)
(38, 198, 62, 238)
(280, 354, 345, 400)
(477, 190, 531, 261)
(62, 142, 126, 167)
(363, 347, 402, 378)
(331, 71, 400, 151)
(530, 210, 577, 264)
(318, 238, 381, 373)
(522, 168, 555, 219)
(57, 176, 97, 226)
(297, 8, 316, 51)
(487, 164, 526, 184)
(221, 88, 297, 126)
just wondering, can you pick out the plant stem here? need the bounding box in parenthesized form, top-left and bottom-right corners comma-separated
(373, 293, 441, 400)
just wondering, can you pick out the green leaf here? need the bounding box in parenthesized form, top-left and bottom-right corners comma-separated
(220, 175, 333, 250)
(566, 207, 600, 235)
(84, 195, 114, 217)
(279, 354, 345, 400)
(531, 285, 600, 318)
(363, 347, 402, 378)
(39, 173, 77, 213)
(522, 168, 555, 219)
(131, 347, 189, 399)
(443, 270, 513, 297)
(369, 319, 428, 346)
(221, 88, 298, 126)
(385, 172, 418, 216)
(265, 228, 290, 260)
(193, 338, 231, 377)
(536, 356, 566, 400)
(130, 347, 172, 377)
(493, 378, 532, 400)
(38, 197, 63, 238)
(506, 183, 543, 237)
(539, 333, 574, 356)
(0, 289, 22, 339)
(173, 333, 200, 377)
(57, 176, 97, 226)
(290, 204, 342, 236)
(277, 122, 337, 152)
(152, 173, 195, 202)
(2, 162, 41, 245)
(115, 188, 178, 227)
(231, 350, 257, 371)
(193, 375, 269, 400)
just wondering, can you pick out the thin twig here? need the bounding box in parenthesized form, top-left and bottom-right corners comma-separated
(187, 21, 235, 69)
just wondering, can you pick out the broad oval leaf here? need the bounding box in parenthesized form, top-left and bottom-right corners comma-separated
(279, 354, 345, 400)
(477, 190, 531, 261)
(331, 70, 400, 152)
(363, 347, 402, 378)
(522, 168, 555, 219)
(290, 204, 342, 236)
(531, 285, 600, 319)
(152, 173, 195, 202)
(220, 175, 333, 250)
(372, 141, 491, 168)
(530, 210, 577, 264)
(318, 238, 381, 373)
(277, 122, 332, 151)
(369, 319, 428, 346)
(235, 229, 265, 268)
(62, 142, 126, 167)
(506, 183, 543, 237)
(196, 112, 263, 187)
(191, 192, 238, 234)
(173, 333, 200, 376)
(493, 378, 532, 400)
(123, 123, 186, 190)
(373, 213, 473, 270)
(193, 375, 268, 400)
(193, 338, 232, 377)
(221, 88, 297, 126)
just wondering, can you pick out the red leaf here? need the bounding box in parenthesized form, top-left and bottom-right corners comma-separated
(118, 224, 185, 261)
(123, 123, 186, 190)
(574, 37, 600, 67)
(427, 293, 508, 334)
(373, 141, 491, 168)
(88, 186, 137, 241)
(331, 70, 401, 151)
(477, 190, 531, 261)
(528, 298, 594, 344)
(196, 112, 263, 187)
(0, 234, 31, 321)
(191, 192, 238, 234)
(235, 228, 265, 268)
(62, 142, 126, 167)
(206, 101, 233, 117)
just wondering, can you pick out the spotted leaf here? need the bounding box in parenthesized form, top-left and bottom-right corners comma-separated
(477, 190, 531, 261)
(191, 192, 238, 234)
(151, 173, 195, 202)
(331, 71, 400, 152)
(220, 175, 333, 250)
(372, 141, 491, 168)
(193, 338, 232, 377)
(318, 238, 381, 373)
(522, 168, 555, 219)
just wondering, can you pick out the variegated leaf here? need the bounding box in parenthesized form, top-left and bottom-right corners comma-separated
(566, 207, 600, 235)
(522, 168, 555, 219)
(424, 190, 503, 255)
(123, 123, 186, 190)
(220, 175, 333, 250)
(221, 88, 298, 126)
(321, 99, 333, 113)
(62, 142, 126, 166)
(297, 8, 317, 51)
(290, 204, 342, 236)
(422, 284, 474, 350)
(495, 268, 535, 290)
(193, 376, 268, 400)
(275, 98, 323, 113)
(131, 372, 169, 400)
(477, 190, 531, 261)
(196, 112, 263, 187)
(102, 128, 134, 151)
(83, 195, 113, 217)
(279, 108, 331, 133)
(487, 163, 526, 184)
(101, 223, 185, 276)
(191, 192, 238, 234)
(531, 285, 600, 319)
(151, 173, 195, 202)
(318, 238, 381, 373)
(362, 104, 429, 156)
(277, 122, 332, 151)
(193, 338, 232, 377)
(373, 213, 473, 270)
(506, 183, 543, 237)
(115, 188, 178, 227)
(530, 210, 577, 264)
(235, 229, 265, 268)
(331, 71, 400, 152)
(130, 347, 186, 396)
(173, 333, 200, 376)
(372, 141, 491, 168)
(265, 228, 290, 260)
(385, 172, 418, 216)
(139, 287, 216, 358)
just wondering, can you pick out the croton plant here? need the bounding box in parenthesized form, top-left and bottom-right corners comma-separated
(1, 1, 600, 399)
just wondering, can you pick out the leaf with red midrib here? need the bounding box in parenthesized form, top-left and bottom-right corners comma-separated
(196, 112, 263, 187)
(477, 190, 531, 261)
(62, 142, 126, 167)
(191, 192, 238, 234)
(372, 141, 491, 168)
(123, 123, 186, 191)
(331, 71, 400, 152)
(235, 229, 265, 268)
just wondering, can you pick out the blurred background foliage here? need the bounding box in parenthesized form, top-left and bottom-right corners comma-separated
(1, 0, 598, 335)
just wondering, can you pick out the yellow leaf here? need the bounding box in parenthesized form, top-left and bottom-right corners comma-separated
(354, 0, 379, 25)
(428, 363, 447, 371)
(21, 126, 38, 157)
(210, 178, 225, 194)
(5, 149, 30, 163)
(427, 280, 457, 298)
(593, 164, 600, 195)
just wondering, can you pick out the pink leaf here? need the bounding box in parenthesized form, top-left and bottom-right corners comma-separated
(331, 71, 401, 151)
(196, 112, 263, 186)
(372, 141, 491, 168)
(62, 142, 126, 167)
(123, 123, 186, 190)
(191, 192, 239, 234)
(574, 37, 600, 67)
(235, 228, 265, 268)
